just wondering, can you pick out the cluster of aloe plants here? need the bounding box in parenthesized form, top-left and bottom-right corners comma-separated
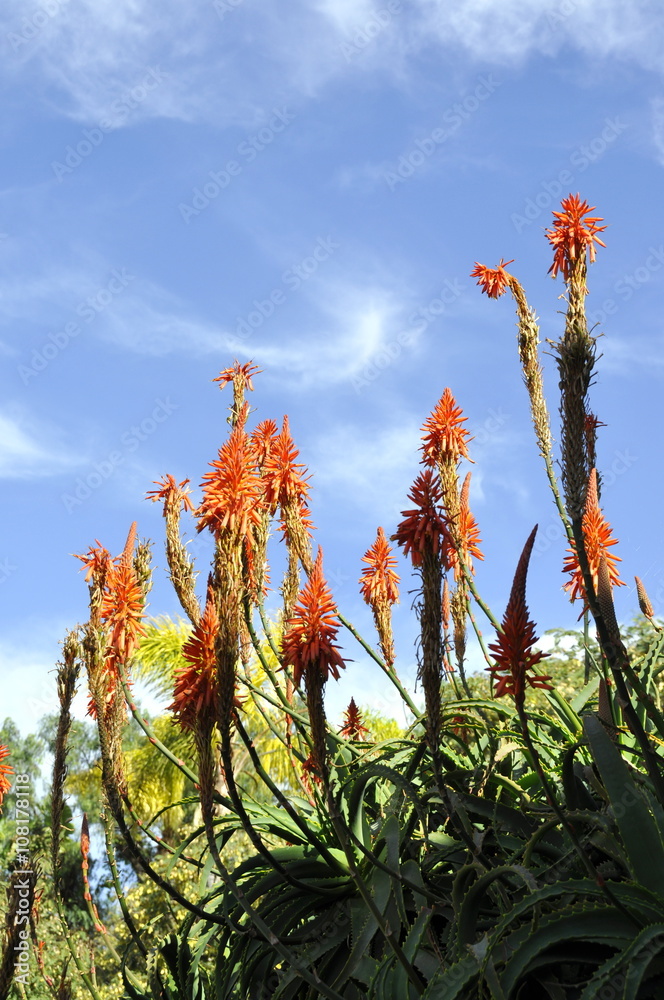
(4, 195, 664, 998)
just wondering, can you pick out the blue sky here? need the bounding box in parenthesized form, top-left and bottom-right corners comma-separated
(2, 0, 664, 735)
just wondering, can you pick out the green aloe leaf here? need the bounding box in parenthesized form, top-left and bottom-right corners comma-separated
(500, 904, 637, 996)
(578, 922, 664, 1000)
(584, 713, 664, 895)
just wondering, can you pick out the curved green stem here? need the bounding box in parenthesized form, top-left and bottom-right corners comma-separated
(338, 612, 420, 718)
(99, 808, 147, 957)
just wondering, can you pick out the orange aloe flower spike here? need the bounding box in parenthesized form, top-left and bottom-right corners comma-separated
(359, 526, 400, 608)
(339, 698, 370, 739)
(470, 259, 515, 299)
(0, 745, 13, 808)
(169, 584, 242, 731)
(100, 524, 147, 660)
(250, 419, 280, 469)
(420, 388, 472, 467)
(392, 470, 452, 568)
(146, 475, 194, 514)
(197, 427, 266, 538)
(563, 468, 623, 604)
(213, 360, 262, 391)
(261, 416, 312, 508)
(170, 587, 219, 732)
(74, 541, 116, 584)
(281, 548, 346, 687)
(545, 194, 606, 280)
(488, 526, 551, 707)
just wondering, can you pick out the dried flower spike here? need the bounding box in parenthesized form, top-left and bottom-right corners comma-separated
(635, 576, 655, 621)
(447, 471, 484, 581)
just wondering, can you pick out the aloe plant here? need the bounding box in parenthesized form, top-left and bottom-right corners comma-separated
(6, 194, 664, 1000)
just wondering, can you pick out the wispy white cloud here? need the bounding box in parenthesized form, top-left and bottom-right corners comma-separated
(313, 419, 421, 517)
(652, 98, 664, 166)
(2, 0, 661, 135)
(600, 332, 664, 373)
(248, 292, 401, 384)
(102, 275, 406, 373)
(416, 0, 664, 69)
(0, 411, 79, 478)
(0, 249, 419, 373)
(103, 292, 231, 357)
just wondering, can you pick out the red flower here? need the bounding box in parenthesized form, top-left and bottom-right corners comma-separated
(261, 416, 315, 542)
(281, 549, 346, 686)
(447, 472, 484, 580)
(359, 527, 400, 607)
(262, 416, 311, 505)
(146, 475, 194, 515)
(213, 360, 262, 391)
(74, 542, 116, 584)
(339, 698, 369, 739)
(197, 428, 266, 538)
(0, 745, 13, 808)
(421, 388, 472, 467)
(301, 752, 323, 792)
(100, 523, 147, 663)
(81, 813, 91, 860)
(82, 524, 146, 718)
(470, 259, 515, 298)
(545, 194, 606, 280)
(250, 419, 279, 468)
(488, 527, 551, 707)
(169, 588, 241, 731)
(393, 470, 451, 568)
(563, 468, 623, 603)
